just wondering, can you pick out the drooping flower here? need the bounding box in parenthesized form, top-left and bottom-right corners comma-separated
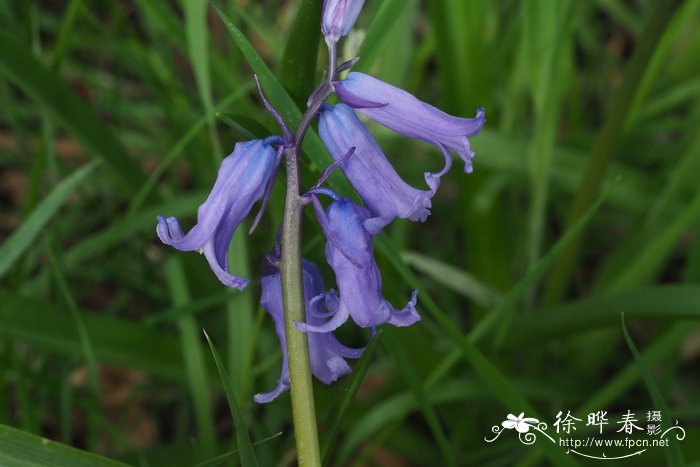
(319, 103, 445, 230)
(334, 72, 486, 173)
(321, 0, 366, 45)
(254, 256, 364, 404)
(297, 195, 420, 332)
(156, 137, 281, 290)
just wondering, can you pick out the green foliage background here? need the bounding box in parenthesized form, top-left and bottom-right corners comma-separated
(1, 0, 699, 465)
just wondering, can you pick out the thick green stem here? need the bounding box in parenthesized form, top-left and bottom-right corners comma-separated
(275, 35, 338, 467)
(280, 146, 321, 467)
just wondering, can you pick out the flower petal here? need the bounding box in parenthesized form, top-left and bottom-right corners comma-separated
(322, 0, 366, 43)
(335, 72, 485, 173)
(255, 258, 362, 403)
(319, 197, 421, 328)
(156, 137, 280, 288)
(515, 422, 531, 433)
(319, 104, 442, 229)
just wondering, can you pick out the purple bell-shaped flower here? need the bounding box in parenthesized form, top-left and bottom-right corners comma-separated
(255, 256, 364, 403)
(334, 72, 486, 173)
(297, 195, 420, 331)
(156, 137, 281, 290)
(320, 103, 446, 230)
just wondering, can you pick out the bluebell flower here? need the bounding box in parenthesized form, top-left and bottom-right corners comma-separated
(297, 196, 420, 332)
(156, 137, 281, 290)
(321, 0, 366, 45)
(255, 256, 364, 404)
(334, 72, 486, 173)
(320, 103, 446, 230)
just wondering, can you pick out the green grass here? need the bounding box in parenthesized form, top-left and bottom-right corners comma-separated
(1, 0, 699, 465)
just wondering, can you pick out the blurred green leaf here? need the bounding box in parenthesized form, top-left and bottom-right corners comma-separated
(193, 432, 283, 467)
(0, 290, 216, 383)
(382, 328, 455, 466)
(166, 258, 216, 458)
(183, 0, 221, 161)
(606, 184, 700, 293)
(622, 314, 685, 467)
(543, 0, 683, 304)
(210, 1, 353, 192)
(321, 331, 382, 464)
(278, 0, 322, 107)
(401, 251, 500, 307)
(355, 0, 411, 73)
(483, 194, 603, 349)
(0, 161, 97, 280)
(216, 112, 270, 140)
(0, 423, 128, 467)
(509, 285, 700, 348)
(204, 331, 258, 467)
(0, 30, 145, 194)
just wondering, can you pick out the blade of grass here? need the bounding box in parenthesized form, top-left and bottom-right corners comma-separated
(381, 328, 455, 467)
(209, 2, 303, 127)
(543, 0, 683, 305)
(144, 290, 236, 326)
(320, 331, 382, 465)
(621, 314, 685, 467)
(192, 432, 282, 467)
(277, 0, 322, 108)
(0, 423, 129, 467)
(203, 330, 258, 467)
(0, 290, 217, 384)
(0, 161, 98, 280)
(401, 251, 500, 307)
(63, 193, 203, 274)
(523, 1, 576, 271)
(215, 112, 268, 140)
(426, 0, 468, 112)
(373, 236, 579, 466)
(354, 0, 411, 74)
(183, 0, 222, 163)
(166, 258, 216, 458)
(606, 185, 700, 294)
(50, 0, 85, 68)
(0, 30, 145, 194)
(12, 350, 39, 434)
(46, 241, 101, 452)
(373, 234, 535, 415)
(686, 218, 700, 282)
(506, 285, 700, 348)
(210, 1, 347, 190)
(594, 0, 642, 35)
(337, 379, 484, 465)
(227, 225, 256, 401)
(579, 324, 691, 417)
(593, 130, 700, 291)
(473, 194, 603, 348)
(128, 85, 252, 216)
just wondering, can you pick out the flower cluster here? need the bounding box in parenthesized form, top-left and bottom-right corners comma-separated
(156, 0, 484, 403)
